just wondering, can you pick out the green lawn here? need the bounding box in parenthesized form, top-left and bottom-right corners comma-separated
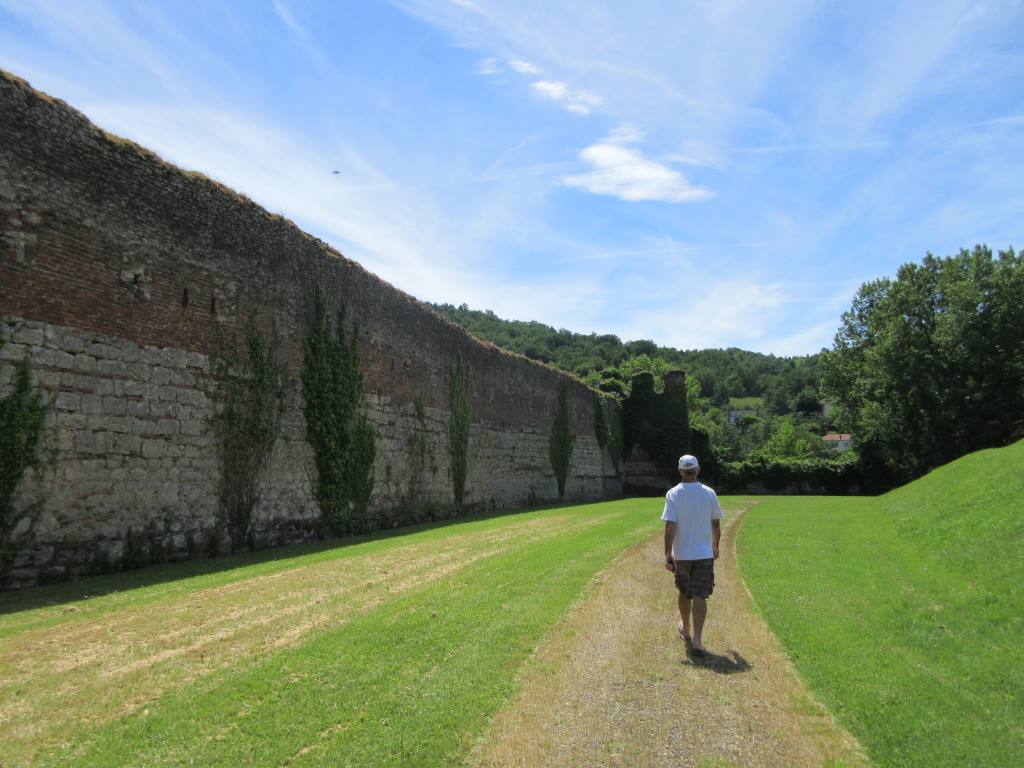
(0, 499, 661, 767)
(737, 440, 1024, 767)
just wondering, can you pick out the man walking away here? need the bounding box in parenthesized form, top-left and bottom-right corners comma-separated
(662, 454, 723, 656)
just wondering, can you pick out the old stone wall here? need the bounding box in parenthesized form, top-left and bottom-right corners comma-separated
(0, 71, 621, 588)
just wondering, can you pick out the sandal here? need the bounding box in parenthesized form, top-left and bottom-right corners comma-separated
(677, 624, 692, 645)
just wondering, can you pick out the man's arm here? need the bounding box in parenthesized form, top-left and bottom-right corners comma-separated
(711, 519, 721, 560)
(664, 522, 677, 571)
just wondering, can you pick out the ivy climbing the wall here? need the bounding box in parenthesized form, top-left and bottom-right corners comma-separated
(0, 345, 50, 549)
(608, 402, 624, 473)
(448, 353, 470, 506)
(209, 321, 285, 551)
(302, 291, 377, 535)
(592, 391, 609, 449)
(549, 381, 575, 500)
(405, 397, 432, 503)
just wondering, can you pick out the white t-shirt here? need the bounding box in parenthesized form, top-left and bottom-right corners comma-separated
(661, 481, 724, 560)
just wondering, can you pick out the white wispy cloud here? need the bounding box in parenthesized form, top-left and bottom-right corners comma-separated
(477, 57, 501, 75)
(508, 58, 540, 75)
(271, 0, 308, 39)
(530, 79, 602, 115)
(562, 129, 711, 203)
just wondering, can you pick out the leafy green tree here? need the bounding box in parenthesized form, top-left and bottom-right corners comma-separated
(748, 416, 828, 460)
(822, 246, 1024, 486)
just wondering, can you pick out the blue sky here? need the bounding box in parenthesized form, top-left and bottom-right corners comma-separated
(2, 1, 1022, 355)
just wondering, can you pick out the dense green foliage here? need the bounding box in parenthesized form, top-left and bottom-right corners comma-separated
(548, 382, 575, 499)
(823, 245, 1023, 487)
(0, 350, 49, 542)
(14, 500, 658, 767)
(622, 372, 690, 479)
(447, 354, 471, 505)
(433, 302, 823, 409)
(738, 440, 1024, 767)
(209, 322, 285, 550)
(301, 292, 377, 534)
(434, 302, 830, 468)
(719, 454, 861, 493)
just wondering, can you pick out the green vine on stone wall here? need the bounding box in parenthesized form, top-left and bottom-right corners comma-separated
(0, 344, 50, 546)
(209, 321, 285, 551)
(592, 391, 609, 449)
(448, 353, 470, 506)
(549, 381, 575, 500)
(405, 397, 432, 503)
(608, 401, 624, 473)
(302, 291, 377, 535)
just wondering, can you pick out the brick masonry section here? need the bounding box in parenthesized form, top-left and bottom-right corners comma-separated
(0, 71, 622, 588)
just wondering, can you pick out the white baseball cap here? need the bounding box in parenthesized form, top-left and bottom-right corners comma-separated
(678, 454, 699, 470)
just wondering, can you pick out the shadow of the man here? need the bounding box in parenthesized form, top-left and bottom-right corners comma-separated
(682, 647, 752, 675)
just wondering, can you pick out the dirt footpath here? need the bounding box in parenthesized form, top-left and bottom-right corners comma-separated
(470, 504, 872, 768)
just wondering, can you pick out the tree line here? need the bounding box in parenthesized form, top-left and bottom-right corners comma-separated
(436, 244, 1023, 491)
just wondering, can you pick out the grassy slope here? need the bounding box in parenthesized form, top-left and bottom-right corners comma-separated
(737, 440, 1024, 767)
(0, 500, 660, 767)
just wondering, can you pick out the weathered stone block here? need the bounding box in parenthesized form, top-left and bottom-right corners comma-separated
(125, 399, 149, 417)
(11, 327, 43, 346)
(80, 395, 102, 415)
(88, 342, 122, 361)
(73, 354, 97, 373)
(141, 439, 165, 459)
(106, 416, 134, 434)
(127, 362, 150, 381)
(101, 396, 126, 416)
(0, 342, 25, 361)
(97, 359, 128, 377)
(121, 345, 143, 363)
(55, 392, 81, 411)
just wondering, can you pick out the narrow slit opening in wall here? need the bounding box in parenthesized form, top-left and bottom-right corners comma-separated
(182, 287, 190, 307)
(210, 296, 217, 314)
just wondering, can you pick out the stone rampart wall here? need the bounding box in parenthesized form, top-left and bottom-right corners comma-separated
(0, 72, 621, 587)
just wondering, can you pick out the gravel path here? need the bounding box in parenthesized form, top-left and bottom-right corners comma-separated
(470, 502, 873, 768)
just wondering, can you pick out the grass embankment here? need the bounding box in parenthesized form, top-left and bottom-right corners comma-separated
(0, 499, 660, 767)
(738, 440, 1024, 767)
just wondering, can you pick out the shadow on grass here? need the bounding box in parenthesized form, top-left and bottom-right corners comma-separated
(0, 496, 648, 616)
(683, 647, 752, 675)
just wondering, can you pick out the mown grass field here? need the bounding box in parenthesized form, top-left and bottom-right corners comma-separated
(737, 440, 1024, 767)
(0, 500, 661, 767)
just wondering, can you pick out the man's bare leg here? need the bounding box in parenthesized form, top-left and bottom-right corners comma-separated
(692, 597, 708, 651)
(677, 593, 692, 639)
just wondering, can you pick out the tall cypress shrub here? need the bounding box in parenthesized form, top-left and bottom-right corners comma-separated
(0, 350, 49, 547)
(209, 321, 285, 550)
(301, 291, 376, 534)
